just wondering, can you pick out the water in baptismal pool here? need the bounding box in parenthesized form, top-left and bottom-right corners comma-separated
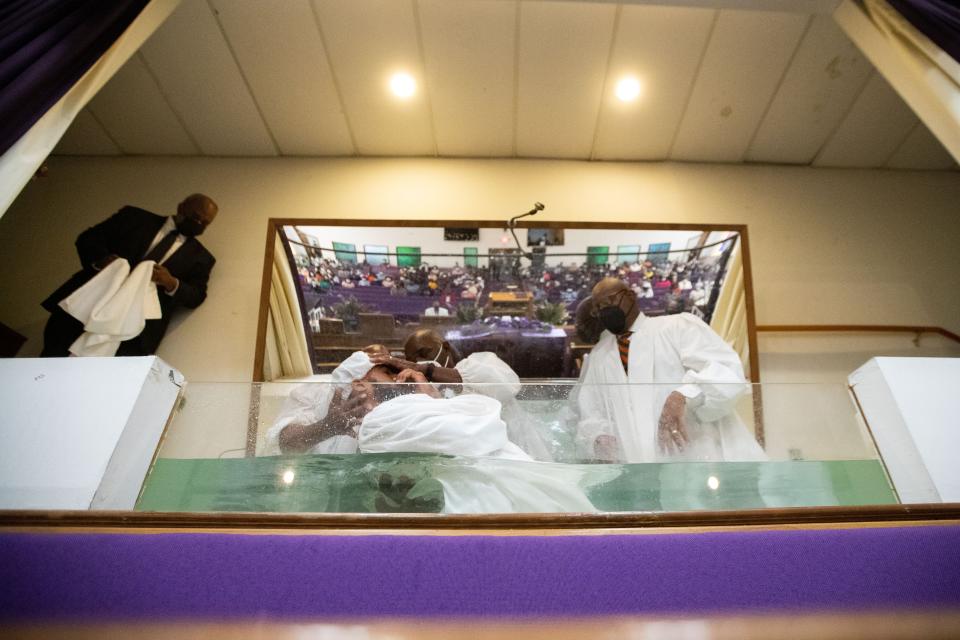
(136, 453, 896, 514)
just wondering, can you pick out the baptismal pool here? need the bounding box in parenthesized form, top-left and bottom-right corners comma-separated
(140, 380, 898, 515)
(137, 454, 895, 514)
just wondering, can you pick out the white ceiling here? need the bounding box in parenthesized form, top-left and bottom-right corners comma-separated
(54, 0, 957, 170)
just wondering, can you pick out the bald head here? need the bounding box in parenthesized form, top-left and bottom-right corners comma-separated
(404, 328, 458, 367)
(591, 277, 629, 300)
(404, 329, 444, 362)
(174, 193, 218, 237)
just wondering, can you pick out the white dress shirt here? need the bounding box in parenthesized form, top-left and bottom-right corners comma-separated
(145, 217, 186, 265)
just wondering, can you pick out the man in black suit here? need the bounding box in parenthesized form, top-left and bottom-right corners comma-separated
(40, 194, 218, 357)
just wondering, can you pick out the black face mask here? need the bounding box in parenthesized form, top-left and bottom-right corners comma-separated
(176, 217, 205, 237)
(598, 306, 628, 335)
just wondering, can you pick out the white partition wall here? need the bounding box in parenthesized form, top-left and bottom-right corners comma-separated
(849, 357, 960, 503)
(0, 357, 183, 510)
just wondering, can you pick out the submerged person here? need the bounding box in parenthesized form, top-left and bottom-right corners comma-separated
(368, 329, 554, 461)
(267, 345, 390, 455)
(269, 351, 597, 513)
(268, 344, 537, 458)
(576, 277, 765, 463)
(358, 389, 599, 513)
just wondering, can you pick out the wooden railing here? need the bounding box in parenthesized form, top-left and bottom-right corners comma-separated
(756, 325, 960, 344)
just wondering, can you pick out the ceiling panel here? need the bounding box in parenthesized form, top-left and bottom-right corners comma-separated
(86, 54, 198, 155)
(885, 123, 956, 170)
(419, 0, 515, 157)
(53, 110, 121, 156)
(516, 1, 616, 158)
(210, 0, 354, 156)
(745, 15, 872, 164)
(139, 0, 277, 156)
(312, 0, 435, 156)
(48, 0, 956, 171)
(670, 9, 809, 163)
(592, 4, 715, 160)
(814, 72, 917, 168)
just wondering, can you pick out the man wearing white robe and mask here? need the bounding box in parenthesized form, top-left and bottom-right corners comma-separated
(369, 329, 554, 461)
(576, 277, 765, 463)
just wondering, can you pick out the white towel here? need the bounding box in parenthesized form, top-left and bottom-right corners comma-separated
(59, 259, 162, 356)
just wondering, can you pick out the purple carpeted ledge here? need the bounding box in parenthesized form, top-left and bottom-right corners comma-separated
(2, 526, 960, 620)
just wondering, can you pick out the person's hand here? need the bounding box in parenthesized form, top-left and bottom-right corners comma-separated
(151, 264, 179, 293)
(658, 391, 689, 454)
(396, 368, 440, 398)
(93, 254, 119, 270)
(330, 384, 375, 434)
(368, 353, 423, 374)
(594, 434, 619, 462)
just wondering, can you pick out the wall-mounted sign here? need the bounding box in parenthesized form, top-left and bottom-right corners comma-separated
(444, 227, 480, 241)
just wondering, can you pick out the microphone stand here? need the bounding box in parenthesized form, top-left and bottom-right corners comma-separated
(504, 202, 545, 292)
(507, 202, 545, 260)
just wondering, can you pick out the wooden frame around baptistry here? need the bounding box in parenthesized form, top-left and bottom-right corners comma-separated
(2, 503, 959, 533)
(251, 218, 762, 384)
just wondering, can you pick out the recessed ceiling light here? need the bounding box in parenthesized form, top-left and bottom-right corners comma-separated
(390, 72, 416, 99)
(615, 77, 641, 102)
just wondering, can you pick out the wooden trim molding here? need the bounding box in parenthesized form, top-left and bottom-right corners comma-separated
(756, 325, 960, 344)
(2, 504, 959, 532)
(738, 226, 761, 383)
(252, 219, 280, 382)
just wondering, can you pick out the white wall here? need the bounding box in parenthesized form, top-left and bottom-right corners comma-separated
(2, 156, 958, 382)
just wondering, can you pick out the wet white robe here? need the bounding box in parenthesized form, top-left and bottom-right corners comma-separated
(264, 351, 375, 455)
(264, 382, 359, 455)
(359, 393, 598, 513)
(575, 312, 765, 463)
(455, 352, 554, 461)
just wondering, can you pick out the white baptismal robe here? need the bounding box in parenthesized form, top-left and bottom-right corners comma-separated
(264, 351, 377, 455)
(264, 382, 359, 455)
(576, 312, 766, 463)
(455, 352, 553, 461)
(359, 393, 597, 513)
(58, 259, 161, 357)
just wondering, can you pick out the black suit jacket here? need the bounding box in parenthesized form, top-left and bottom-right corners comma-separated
(42, 206, 216, 355)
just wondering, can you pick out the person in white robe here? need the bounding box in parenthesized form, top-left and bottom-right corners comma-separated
(358, 386, 599, 513)
(369, 329, 554, 461)
(265, 346, 387, 455)
(575, 277, 765, 463)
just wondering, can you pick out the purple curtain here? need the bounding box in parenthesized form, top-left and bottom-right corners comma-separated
(886, 0, 960, 63)
(0, 0, 151, 157)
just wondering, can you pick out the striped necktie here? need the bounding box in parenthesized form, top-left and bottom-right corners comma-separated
(617, 332, 632, 374)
